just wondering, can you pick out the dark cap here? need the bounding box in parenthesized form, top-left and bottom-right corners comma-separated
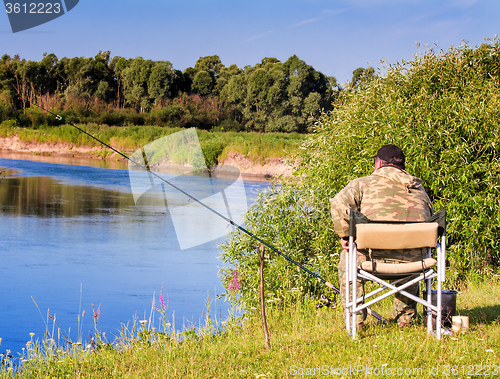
(371, 144, 405, 168)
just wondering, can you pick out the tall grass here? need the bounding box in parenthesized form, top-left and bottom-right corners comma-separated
(2, 279, 498, 378)
(0, 122, 304, 163)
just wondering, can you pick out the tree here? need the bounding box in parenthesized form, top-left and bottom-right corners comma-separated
(109, 56, 129, 107)
(122, 57, 154, 111)
(213, 63, 241, 96)
(148, 60, 174, 106)
(351, 66, 375, 87)
(194, 55, 224, 78)
(192, 70, 213, 96)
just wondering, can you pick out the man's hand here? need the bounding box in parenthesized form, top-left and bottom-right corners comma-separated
(340, 237, 349, 251)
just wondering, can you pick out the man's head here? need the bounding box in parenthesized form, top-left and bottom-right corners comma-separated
(372, 144, 406, 170)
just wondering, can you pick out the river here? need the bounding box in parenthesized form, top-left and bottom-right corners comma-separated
(0, 154, 270, 356)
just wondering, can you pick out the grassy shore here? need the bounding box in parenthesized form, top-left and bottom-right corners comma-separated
(0, 122, 305, 163)
(2, 279, 498, 378)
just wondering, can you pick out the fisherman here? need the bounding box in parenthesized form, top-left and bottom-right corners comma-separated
(329, 144, 433, 327)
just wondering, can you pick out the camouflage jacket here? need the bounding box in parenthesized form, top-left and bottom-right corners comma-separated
(330, 166, 434, 260)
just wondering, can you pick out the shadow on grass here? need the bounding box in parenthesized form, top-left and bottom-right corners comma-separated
(458, 304, 500, 325)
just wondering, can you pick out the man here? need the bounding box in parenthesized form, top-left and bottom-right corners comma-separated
(330, 144, 433, 326)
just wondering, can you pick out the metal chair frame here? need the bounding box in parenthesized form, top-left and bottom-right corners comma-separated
(345, 209, 447, 339)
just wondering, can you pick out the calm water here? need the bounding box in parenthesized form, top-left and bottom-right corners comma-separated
(0, 156, 269, 355)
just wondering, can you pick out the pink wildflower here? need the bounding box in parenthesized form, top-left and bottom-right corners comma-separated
(92, 304, 101, 321)
(160, 292, 165, 309)
(228, 271, 241, 293)
(156, 284, 168, 312)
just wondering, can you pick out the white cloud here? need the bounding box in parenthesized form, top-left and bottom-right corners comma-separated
(322, 8, 348, 16)
(292, 8, 347, 27)
(293, 18, 321, 27)
(243, 30, 275, 43)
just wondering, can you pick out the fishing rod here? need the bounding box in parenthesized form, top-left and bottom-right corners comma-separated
(31, 102, 385, 322)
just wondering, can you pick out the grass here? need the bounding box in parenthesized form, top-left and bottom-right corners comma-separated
(1, 279, 499, 378)
(0, 122, 305, 163)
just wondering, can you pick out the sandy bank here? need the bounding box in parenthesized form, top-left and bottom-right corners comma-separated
(0, 136, 294, 180)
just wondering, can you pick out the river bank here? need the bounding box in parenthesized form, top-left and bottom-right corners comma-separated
(2, 279, 498, 378)
(0, 135, 294, 180)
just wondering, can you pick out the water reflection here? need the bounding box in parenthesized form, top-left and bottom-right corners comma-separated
(0, 174, 134, 218)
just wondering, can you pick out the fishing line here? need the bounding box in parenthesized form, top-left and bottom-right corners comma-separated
(33, 103, 341, 294)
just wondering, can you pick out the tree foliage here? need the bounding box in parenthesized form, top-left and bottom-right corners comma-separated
(220, 38, 500, 310)
(0, 53, 339, 132)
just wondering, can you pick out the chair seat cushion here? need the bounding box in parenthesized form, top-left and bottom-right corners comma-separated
(360, 258, 437, 274)
(356, 222, 439, 249)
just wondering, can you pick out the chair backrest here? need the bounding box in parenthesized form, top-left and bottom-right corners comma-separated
(356, 222, 439, 250)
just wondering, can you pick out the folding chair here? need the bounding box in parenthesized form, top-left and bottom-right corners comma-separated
(345, 209, 447, 339)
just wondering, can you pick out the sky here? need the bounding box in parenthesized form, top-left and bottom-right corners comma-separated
(1, 0, 499, 84)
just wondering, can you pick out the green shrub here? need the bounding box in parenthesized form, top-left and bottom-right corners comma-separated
(217, 119, 244, 132)
(147, 105, 184, 126)
(201, 139, 226, 167)
(220, 184, 339, 310)
(221, 38, 500, 310)
(96, 110, 126, 126)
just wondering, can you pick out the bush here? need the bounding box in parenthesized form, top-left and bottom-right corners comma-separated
(96, 110, 126, 126)
(148, 105, 184, 126)
(200, 139, 226, 167)
(125, 111, 145, 126)
(0, 90, 14, 123)
(220, 38, 500, 310)
(220, 185, 338, 310)
(217, 119, 244, 132)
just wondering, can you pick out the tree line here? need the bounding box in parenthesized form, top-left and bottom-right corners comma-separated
(0, 52, 370, 133)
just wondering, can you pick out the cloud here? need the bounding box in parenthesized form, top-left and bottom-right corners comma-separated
(243, 30, 275, 43)
(292, 9, 347, 28)
(293, 18, 321, 27)
(322, 8, 348, 16)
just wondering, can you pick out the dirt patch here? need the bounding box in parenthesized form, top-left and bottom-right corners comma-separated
(0, 136, 105, 157)
(219, 152, 294, 179)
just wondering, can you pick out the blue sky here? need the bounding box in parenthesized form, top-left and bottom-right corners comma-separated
(1, 0, 499, 84)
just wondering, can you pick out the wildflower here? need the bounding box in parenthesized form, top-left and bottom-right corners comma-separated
(156, 284, 168, 312)
(92, 304, 101, 321)
(159, 293, 165, 310)
(228, 270, 241, 293)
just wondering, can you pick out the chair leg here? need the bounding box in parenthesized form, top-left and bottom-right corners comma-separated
(351, 244, 358, 338)
(426, 276, 432, 334)
(436, 244, 443, 339)
(345, 249, 350, 333)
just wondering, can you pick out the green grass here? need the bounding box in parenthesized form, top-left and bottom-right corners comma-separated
(0, 122, 305, 163)
(2, 279, 499, 378)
